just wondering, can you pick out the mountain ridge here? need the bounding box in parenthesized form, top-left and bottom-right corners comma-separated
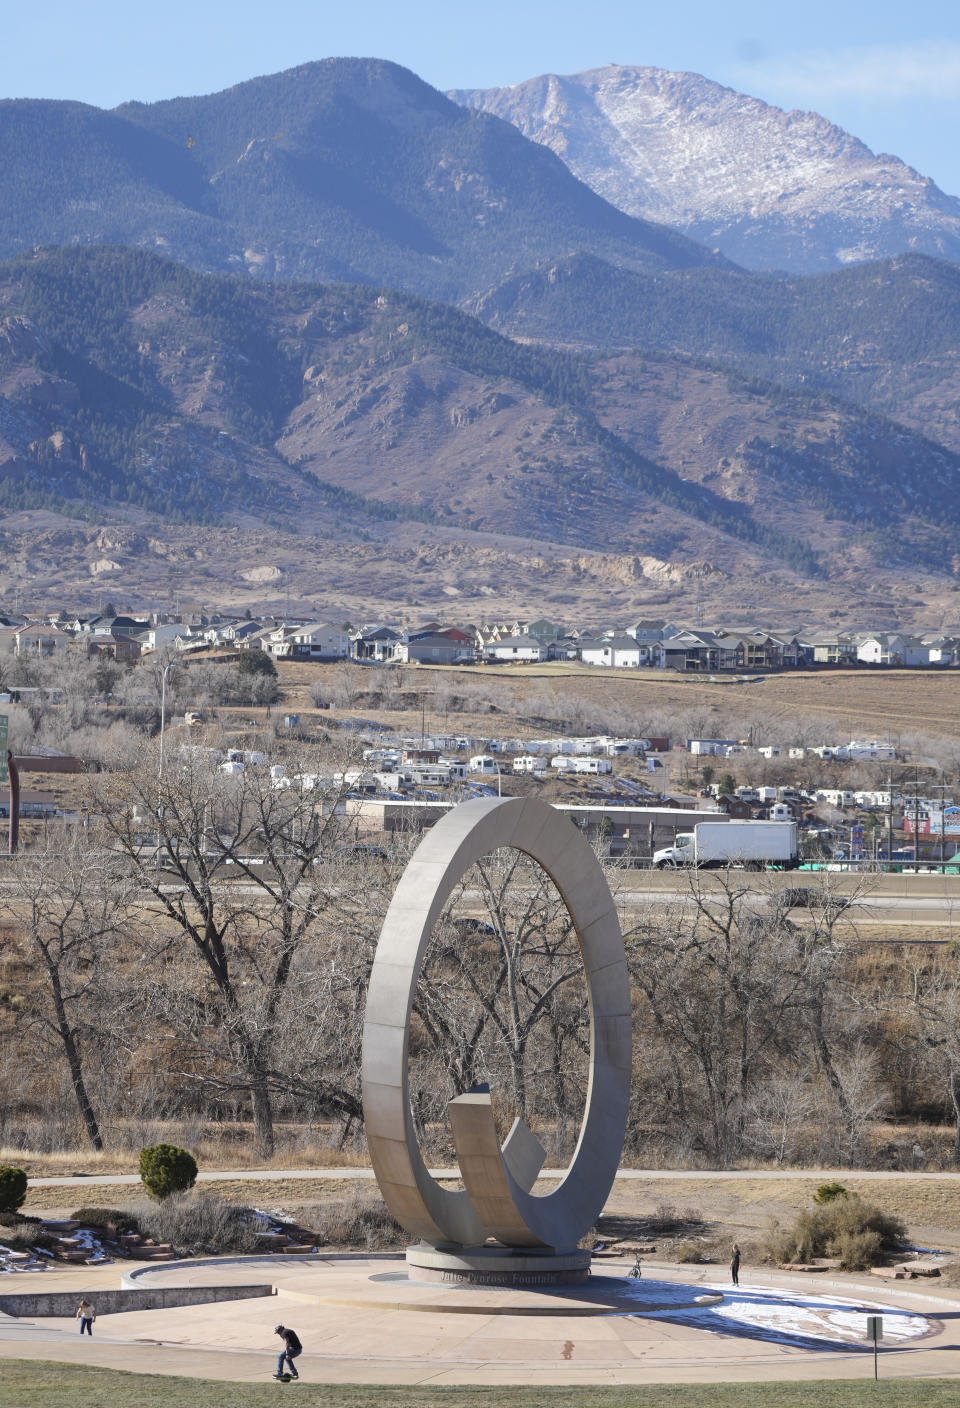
(3, 62, 960, 623)
(468, 249, 960, 456)
(2, 245, 960, 625)
(2, 246, 959, 583)
(0, 58, 728, 305)
(452, 65, 960, 273)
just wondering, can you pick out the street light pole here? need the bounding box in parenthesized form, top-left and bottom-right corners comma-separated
(158, 659, 175, 782)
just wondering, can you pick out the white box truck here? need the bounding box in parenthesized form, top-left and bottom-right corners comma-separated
(654, 820, 799, 870)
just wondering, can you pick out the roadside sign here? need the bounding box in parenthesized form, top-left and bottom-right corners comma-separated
(867, 1314, 883, 1379)
(0, 714, 7, 785)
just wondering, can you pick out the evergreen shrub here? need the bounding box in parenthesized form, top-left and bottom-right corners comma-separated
(138, 1144, 198, 1201)
(0, 1165, 27, 1215)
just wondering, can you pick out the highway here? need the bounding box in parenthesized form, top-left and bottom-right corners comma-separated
(1, 869, 957, 927)
(608, 871, 960, 927)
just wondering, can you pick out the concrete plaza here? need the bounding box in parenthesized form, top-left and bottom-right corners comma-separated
(3, 1254, 960, 1387)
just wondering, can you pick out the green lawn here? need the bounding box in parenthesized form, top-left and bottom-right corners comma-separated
(1, 1363, 959, 1408)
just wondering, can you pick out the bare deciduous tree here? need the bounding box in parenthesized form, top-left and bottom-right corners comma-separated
(624, 875, 810, 1165)
(94, 740, 372, 1156)
(900, 948, 960, 1163)
(8, 825, 133, 1150)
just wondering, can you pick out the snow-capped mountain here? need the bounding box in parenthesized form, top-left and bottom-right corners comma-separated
(451, 66, 960, 273)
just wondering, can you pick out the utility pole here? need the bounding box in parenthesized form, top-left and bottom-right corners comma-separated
(5, 752, 18, 854)
(887, 773, 894, 870)
(935, 771, 948, 871)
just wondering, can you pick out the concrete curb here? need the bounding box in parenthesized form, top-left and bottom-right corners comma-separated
(121, 1250, 405, 1288)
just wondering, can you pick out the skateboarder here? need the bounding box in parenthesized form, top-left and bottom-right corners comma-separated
(76, 1300, 96, 1335)
(274, 1324, 302, 1379)
(731, 1243, 741, 1287)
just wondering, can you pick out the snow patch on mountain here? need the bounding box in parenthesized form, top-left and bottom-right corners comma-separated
(452, 66, 960, 272)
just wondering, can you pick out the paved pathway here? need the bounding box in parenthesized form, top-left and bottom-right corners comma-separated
(28, 1166, 960, 1188)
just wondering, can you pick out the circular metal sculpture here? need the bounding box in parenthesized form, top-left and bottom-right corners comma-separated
(361, 797, 631, 1282)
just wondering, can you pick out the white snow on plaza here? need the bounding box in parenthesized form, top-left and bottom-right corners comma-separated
(617, 1278, 931, 1347)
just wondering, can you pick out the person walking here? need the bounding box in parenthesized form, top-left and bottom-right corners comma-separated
(274, 1324, 303, 1380)
(730, 1243, 741, 1287)
(75, 1300, 96, 1335)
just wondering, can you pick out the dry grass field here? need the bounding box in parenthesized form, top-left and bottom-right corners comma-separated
(18, 1176, 369, 1214)
(17, 663, 950, 825)
(273, 660, 960, 751)
(21, 1171, 960, 1256)
(418, 664, 960, 744)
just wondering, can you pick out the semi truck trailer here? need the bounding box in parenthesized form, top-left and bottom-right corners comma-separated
(653, 820, 799, 869)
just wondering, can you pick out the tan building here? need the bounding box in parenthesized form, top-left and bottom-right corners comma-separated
(0, 623, 71, 657)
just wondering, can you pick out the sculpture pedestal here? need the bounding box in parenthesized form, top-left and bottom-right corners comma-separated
(406, 1243, 591, 1287)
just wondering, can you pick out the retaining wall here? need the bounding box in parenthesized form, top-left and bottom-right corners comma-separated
(0, 1283, 274, 1318)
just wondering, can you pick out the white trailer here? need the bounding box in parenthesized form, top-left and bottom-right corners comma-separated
(847, 740, 896, 761)
(654, 820, 799, 869)
(469, 755, 499, 774)
(400, 765, 454, 787)
(550, 756, 613, 775)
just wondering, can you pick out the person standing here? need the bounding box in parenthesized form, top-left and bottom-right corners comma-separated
(730, 1244, 741, 1287)
(274, 1324, 303, 1380)
(75, 1300, 96, 1335)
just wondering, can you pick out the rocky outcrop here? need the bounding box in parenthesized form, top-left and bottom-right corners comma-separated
(89, 557, 123, 576)
(94, 528, 148, 555)
(0, 315, 50, 362)
(240, 564, 283, 584)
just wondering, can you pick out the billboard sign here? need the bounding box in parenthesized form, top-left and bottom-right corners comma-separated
(905, 807, 960, 837)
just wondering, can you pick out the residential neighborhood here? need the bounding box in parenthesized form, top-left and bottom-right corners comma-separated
(2, 602, 957, 865)
(2, 610, 959, 671)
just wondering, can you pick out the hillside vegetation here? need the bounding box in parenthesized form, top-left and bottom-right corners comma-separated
(473, 252, 960, 454)
(0, 59, 723, 305)
(3, 246, 960, 594)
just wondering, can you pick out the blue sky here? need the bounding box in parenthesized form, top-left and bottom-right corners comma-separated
(4, 0, 960, 194)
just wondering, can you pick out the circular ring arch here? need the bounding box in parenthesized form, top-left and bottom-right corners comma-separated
(361, 796, 631, 1252)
